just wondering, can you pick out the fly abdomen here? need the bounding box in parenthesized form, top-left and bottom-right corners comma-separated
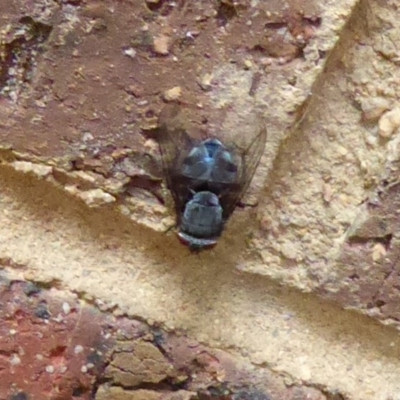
(181, 139, 237, 184)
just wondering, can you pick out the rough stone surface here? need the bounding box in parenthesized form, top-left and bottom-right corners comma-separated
(0, 0, 354, 230)
(2, 0, 400, 399)
(0, 278, 329, 400)
(0, 279, 111, 399)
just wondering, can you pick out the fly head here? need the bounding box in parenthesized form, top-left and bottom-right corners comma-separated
(178, 191, 224, 251)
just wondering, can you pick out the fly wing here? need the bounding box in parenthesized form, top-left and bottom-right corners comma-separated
(156, 105, 195, 216)
(219, 120, 267, 220)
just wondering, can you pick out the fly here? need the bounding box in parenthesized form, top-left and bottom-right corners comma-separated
(157, 104, 267, 251)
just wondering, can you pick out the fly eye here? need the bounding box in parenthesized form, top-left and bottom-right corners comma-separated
(208, 197, 219, 206)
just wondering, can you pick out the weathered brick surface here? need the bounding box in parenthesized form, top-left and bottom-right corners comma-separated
(319, 180, 400, 324)
(0, 278, 112, 399)
(0, 0, 323, 157)
(2, 0, 400, 399)
(0, 277, 327, 400)
(0, 0, 351, 227)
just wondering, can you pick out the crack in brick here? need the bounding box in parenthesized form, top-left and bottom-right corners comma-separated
(0, 16, 52, 101)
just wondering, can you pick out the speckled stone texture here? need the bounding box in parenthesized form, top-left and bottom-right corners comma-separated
(0, 278, 327, 400)
(0, 279, 111, 399)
